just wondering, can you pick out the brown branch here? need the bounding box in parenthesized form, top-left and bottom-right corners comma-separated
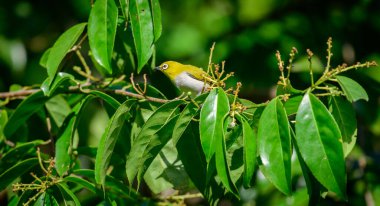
(0, 89, 39, 99)
(0, 87, 170, 104)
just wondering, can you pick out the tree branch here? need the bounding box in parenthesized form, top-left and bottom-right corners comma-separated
(0, 87, 170, 104)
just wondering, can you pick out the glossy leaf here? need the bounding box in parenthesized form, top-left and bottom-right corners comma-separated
(57, 183, 81, 206)
(41, 72, 75, 96)
(4, 91, 49, 138)
(236, 113, 256, 188)
(126, 114, 180, 189)
(95, 99, 136, 185)
(63, 175, 97, 193)
(172, 93, 207, 145)
(90, 90, 121, 109)
(215, 114, 239, 197)
(55, 96, 93, 176)
(295, 92, 346, 199)
(149, 0, 162, 41)
(200, 88, 230, 163)
(329, 96, 357, 157)
(125, 100, 183, 184)
(257, 97, 292, 195)
(336, 75, 368, 102)
(292, 129, 322, 204)
(88, 0, 118, 74)
(33, 192, 59, 206)
(46, 23, 86, 86)
(39, 48, 51, 68)
(0, 158, 38, 190)
(129, 0, 154, 72)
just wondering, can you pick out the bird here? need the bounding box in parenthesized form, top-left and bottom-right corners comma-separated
(155, 61, 209, 97)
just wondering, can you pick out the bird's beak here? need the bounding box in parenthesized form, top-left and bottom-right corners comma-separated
(154, 66, 161, 71)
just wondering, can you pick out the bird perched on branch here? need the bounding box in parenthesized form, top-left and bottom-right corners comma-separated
(155, 61, 209, 97)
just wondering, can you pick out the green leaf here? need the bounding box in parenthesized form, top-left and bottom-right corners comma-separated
(172, 93, 208, 145)
(0, 109, 7, 141)
(89, 90, 121, 109)
(4, 91, 49, 138)
(129, 0, 154, 72)
(39, 48, 51, 68)
(56, 183, 81, 206)
(144, 140, 191, 194)
(0, 140, 45, 173)
(215, 114, 239, 197)
(177, 122, 207, 193)
(95, 99, 136, 185)
(236, 113, 257, 188)
(88, 0, 118, 74)
(149, 0, 162, 42)
(200, 88, 230, 163)
(33, 192, 59, 206)
(126, 102, 182, 187)
(295, 92, 346, 199)
(336, 75, 368, 102)
(0, 158, 38, 190)
(73, 169, 138, 200)
(329, 96, 357, 157)
(119, 0, 129, 21)
(284, 95, 303, 115)
(46, 23, 86, 86)
(291, 128, 322, 204)
(56, 96, 93, 176)
(63, 175, 97, 194)
(45, 95, 71, 128)
(41, 72, 75, 96)
(257, 97, 292, 195)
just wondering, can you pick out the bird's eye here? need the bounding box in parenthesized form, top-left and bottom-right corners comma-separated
(162, 63, 168, 70)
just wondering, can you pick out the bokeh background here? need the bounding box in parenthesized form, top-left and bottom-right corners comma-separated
(1, 0, 379, 205)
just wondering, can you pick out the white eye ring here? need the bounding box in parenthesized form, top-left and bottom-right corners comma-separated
(162, 63, 168, 70)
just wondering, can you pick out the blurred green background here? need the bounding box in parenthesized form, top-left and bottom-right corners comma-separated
(1, 0, 380, 205)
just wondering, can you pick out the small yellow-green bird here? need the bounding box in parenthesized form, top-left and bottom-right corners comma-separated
(155, 61, 209, 97)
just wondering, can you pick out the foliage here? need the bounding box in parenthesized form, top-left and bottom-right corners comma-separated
(0, 0, 379, 205)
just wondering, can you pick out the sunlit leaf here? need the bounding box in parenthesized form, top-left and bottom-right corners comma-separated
(236, 113, 256, 188)
(257, 97, 292, 195)
(150, 0, 162, 42)
(41, 72, 75, 96)
(88, 0, 118, 74)
(295, 92, 346, 199)
(215, 114, 239, 197)
(126, 114, 180, 189)
(129, 0, 154, 72)
(200, 88, 230, 163)
(95, 99, 136, 185)
(329, 96, 357, 157)
(336, 75, 368, 102)
(46, 23, 86, 86)
(172, 94, 207, 145)
(55, 96, 93, 176)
